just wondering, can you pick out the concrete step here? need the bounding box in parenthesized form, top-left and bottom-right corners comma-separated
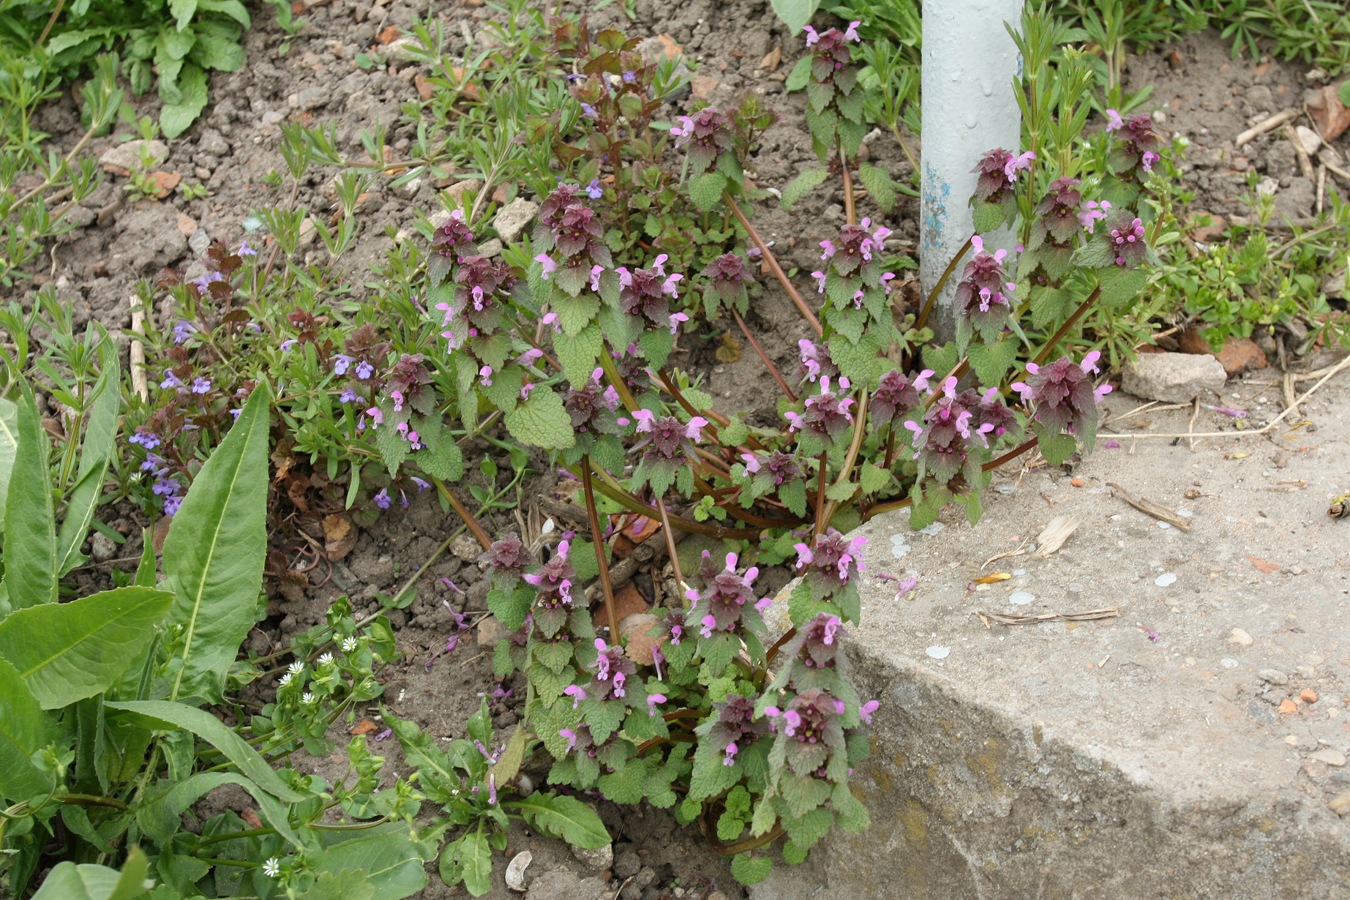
(753, 384, 1350, 898)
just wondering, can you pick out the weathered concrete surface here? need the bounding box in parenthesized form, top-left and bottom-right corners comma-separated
(754, 370, 1350, 899)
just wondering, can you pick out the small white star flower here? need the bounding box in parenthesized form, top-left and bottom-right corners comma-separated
(318, 652, 334, 667)
(287, 661, 304, 676)
(278, 673, 293, 688)
(263, 858, 280, 877)
(342, 637, 358, 652)
(302, 692, 316, 704)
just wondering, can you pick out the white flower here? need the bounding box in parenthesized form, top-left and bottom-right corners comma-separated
(302, 692, 316, 704)
(318, 652, 334, 667)
(342, 637, 358, 652)
(263, 858, 280, 877)
(287, 661, 304, 676)
(278, 673, 293, 688)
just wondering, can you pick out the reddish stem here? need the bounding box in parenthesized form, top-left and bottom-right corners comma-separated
(725, 194, 823, 335)
(732, 309, 796, 402)
(581, 460, 621, 641)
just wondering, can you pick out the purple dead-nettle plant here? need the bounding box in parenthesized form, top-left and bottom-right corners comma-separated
(533, 182, 614, 297)
(868, 368, 932, 431)
(695, 694, 769, 769)
(795, 338, 839, 385)
(523, 538, 579, 638)
(786, 375, 856, 455)
(669, 106, 734, 175)
(629, 407, 708, 496)
(699, 251, 757, 318)
(1024, 176, 1088, 285)
(615, 254, 685, 329)
(735, 448, 809, 517)
(685, 551, 773, 649)
(1011, 351, 1112, 448)
(587, 636, 641, 704)
(427, 208, 479, 288)
(1105, 110, 1162, 176)
(970, 146, 1037, 230)
(801, 20, 867, 159)
(953, 234, 1017, 345)
(787, 527, 868, 625)
(902, 376, 1004, 488)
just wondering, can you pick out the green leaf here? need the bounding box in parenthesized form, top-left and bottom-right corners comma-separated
(198, 0, 251, 26)
(513, 793, 611, 849)
(1098, 265, 1148, 306)
(160, 64, 208, 139)
(921, 341, 959, 378)
(730, 852, 772, 885)
(0, 656, 54, 801)
(688, 172, 727, 212)
(1036, 430, 1078, 466)
(859, 462, 890, 495)
(0, 587, 172, 709)
(192, 36, 245, 72)
(57, 339, 120, 576)
(169, 0, 198, 31)
(505, 388, 575, 451)
(3, 385, 57, 608)
(780, 168, 829, 210)
(858, 163, 897, 213)
(971, 202, 1006, 234)
(105, 700, 305, 801)
(556, 323, 603, 386)
(785, 55, 812, 92)
(161, 384, 270, 704)
(770, 0, 819, 35)
(782, 805, 834, 851)
(416, 424, 464, 482)
(967, 338, 1018, 386)
(0, 398, 18, 534)
(138, 771, 300, 847)
(312, 829, 429, 900)
(30, 847, 150, 900)
(455, 828, 492, 897)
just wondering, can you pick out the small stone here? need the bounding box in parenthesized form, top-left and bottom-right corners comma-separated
(444, 179, 484, 205)
(758, 46, 782, 72)
(1277, 698, 1298, 714)
(1331, 791, 1350, 816)
(260, 110, 286, 128)
(1256, 175, 1279, 197)
(1300, 689, 1318, 704)
(1294, 125, 1322, 155)
(176, 212, 198, 237)
(1259, 668, 1290, 685)
(1306, 84, 1350, 142)
(476, 616, 504, 648)
(1121, 352, 1227, 403)
(297, 86, 327, 110)
(99, 139, 168, 174)
(691, 74, 719, 100)
(1310, 749, 1346, 767)
(571, 842, 613, 871)
(89, 532, 117, 562)
(925, 645, 951, 660)
(450, 533, 481, 563)
(492, 197, 539, 244)
(188, 228, 210, 256)
(619, 613, 662, 665)
(505, 850, 532, 892)
(1228, 628, 1254, 647)
(477, 237, 503, 258)
(1008, 590, 1035, 606)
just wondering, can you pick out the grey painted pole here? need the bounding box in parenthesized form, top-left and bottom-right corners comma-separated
(920, 0, 1023, 342)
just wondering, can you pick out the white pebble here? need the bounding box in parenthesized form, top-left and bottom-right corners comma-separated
(1009, 590, 1035, 606)
(1155, 573, 1178, 587)
(925, 645, 951, 659)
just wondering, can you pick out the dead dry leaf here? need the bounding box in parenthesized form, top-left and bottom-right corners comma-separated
(350, 719, 379, 736)
(323, 513, 358, 560)
(1246, 555, 1281, 575)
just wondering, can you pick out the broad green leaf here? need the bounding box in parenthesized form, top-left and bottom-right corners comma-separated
(770, 0, 819, 34)
(688, 172, 727, 211)
(0, 656, 54, 801)
(162, 384, 270, 704)
(105, 700, 304, 802)
(858, 163, 897, 213)
(968, 337, 1018, 386)
(137, 772, 300, 846)
(785, 56, 812, 92)
(310, 829, 428, 898)
(0, 587, 172, 709)
(30, 847, 150, 900)
(513, 793, 610, 849)
(457, 828, 492, 897)
(168, 0, 198, 31)
(0, 397, 17, 533)
(57, 336, 120, 575)
(489, 726, 527, 787)
(1098, 265, 1149, 306)
(198, 0, 251, 27)
(780, 168, 829, 210)
(160, 64, 208, 139)
(730, 852, 772, 885)
(504, 388, 574, 451)
(3, 385, 57, 608)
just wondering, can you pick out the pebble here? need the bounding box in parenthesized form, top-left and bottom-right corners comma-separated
(1220, 658, 1239, 669)
(89, 532, 117, 562)
(925, 645, 951, 660)
(1310, 749, 1346, 767)
(1331, 791, 1350, 816)
(1228, 628, 1254, 646)
(889, 534, 911, 558)
(492, 197, 539, 243)
(1008, 590, 1035, 606)
(188, 228, 210, 255)
(1278, 698, 1298, 714)
(1155, 572, 1177, 587)
(919, 522, 945, 536)
(450, 533, 481, 563)
(99, 139, 168, 172)
(571, 843, 613, 870)
(1258, 668, 1289, 685)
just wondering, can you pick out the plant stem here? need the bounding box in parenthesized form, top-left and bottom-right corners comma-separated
(598, 347, 640, 413)
(840, 142, 855, 226)
(915, 235, 974, 333)
(574, 464, 762, 539)
(654, 495, 686, 594)
(581, 459, 621, 640)
(59, 793, 127, 811)
(821, 392, 869, 526)
(434, 478, 492, 549)
(1032, 285, 1102, 366)
(983, 437, 1038, 471)
(731, 309, 795, 402)
(724, 194, 823, 335)
(813, 452, 828, 537)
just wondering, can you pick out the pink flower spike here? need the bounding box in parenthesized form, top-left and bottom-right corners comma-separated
(723, 742, 739, 766)
(700, 615, 716, 638)
(820, 239, 836, 260)
(844, 20, 861, 41)
(803, 25, 819, 45)
(1010, 380, 1034, 402)
(794, 542, 814, 568)
(662, 273, 683, 297)
(741, 452, 760, 473)
(668, 312, 689, 334)
(764, 706, 781, 718)
(1105, 109, 1124, 131)
(1003, 150, 1036, 183)
(1094, 383, 1114, 402)
(478, 365, 493, 386)
(913, 369, 935, 391)
(652, 253, 669, 274)
(366, 406, 383, 427)
(812, 270, 827, 294)
(1104, 439, 1122, 449)
(685, 416, 709, 441)
(589, 265, 605, 291)
(647, 694, 666, 716)
(970, 235, 985, 255)
(563, 685, 587, 709)
(755, 596, 772, 612)
(632, 408, 655, 432)
(1142, 151, 1159, 172)
(724, 552, 739, 571)
(535, 253, 557, 277)
(860, 700, 879, 723)
(1080, 350, 1102, 374)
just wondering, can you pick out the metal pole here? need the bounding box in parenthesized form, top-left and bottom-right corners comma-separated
(920, 0, 1024, 342)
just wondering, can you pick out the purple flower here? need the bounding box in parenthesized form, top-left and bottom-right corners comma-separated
(1078, 199, 1111, 233)
(1142, 151, 1159, 172)
(581, 102, 598, 119)
(1105, 109, 1124, 131)
(339, 387, 359, 403)
(411, 476, 430, 491)
(794, 529, 867, 584)
(152, 476, 180, 497)
(191, 377, 211, 394)
(355, 360, 375, 380)
(647, 693, 666, 716)
(860, 700, 879, 724)
(280, 338, 298, 352)
(535, 253, 557, 278)
(1011, 351, 1112, 441)
(163, 495, 183, 516)
(631, 408, 706, 460)
(1104, 213, 1148, 267)
(564, 684, 588, 709)
(171, 320, 196, 344)
(523, 540, 578, 609)
(374, 727, 393, 741)
(787, 376, 855, 443)
(1003, 150, 1036, 182)
(723, 742, 739, 766)
(129, 430, 160, 450)
(160, 370, 184, 391)
(870, 368, 930, 428)
(586, 179, 603, 199)
(238, 239, 257, 257)
(622, 70, 636, 83)
(334, 354, 354, 376)
(373, 488, 391, 509)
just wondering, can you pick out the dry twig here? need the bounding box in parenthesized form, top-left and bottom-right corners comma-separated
(1106, 482, 1192, 530)
(974, 607, 1119, 628)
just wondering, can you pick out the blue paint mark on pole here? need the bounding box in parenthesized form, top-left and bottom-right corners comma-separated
(921, 164, 950, 253)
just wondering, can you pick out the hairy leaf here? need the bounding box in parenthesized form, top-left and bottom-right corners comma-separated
(0, 656, 54, 801)
(3, 385, 57, 608)
(513, 793, 610, 849)
(780, 167, 829, 210)
(505, 388, 575, 451)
